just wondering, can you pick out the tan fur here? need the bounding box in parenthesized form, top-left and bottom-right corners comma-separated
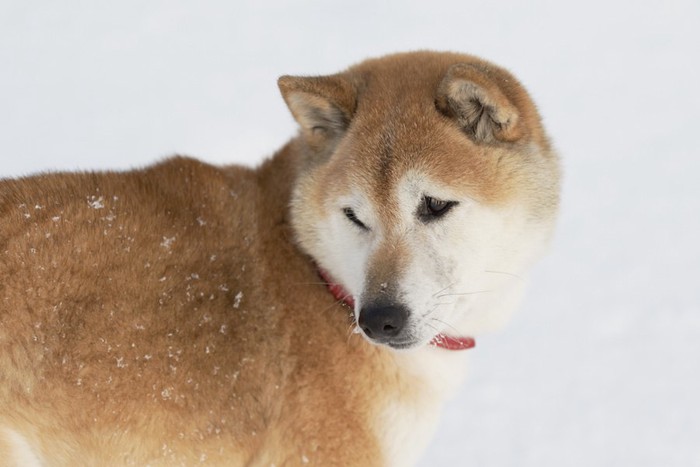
(0, 51, 559, 466)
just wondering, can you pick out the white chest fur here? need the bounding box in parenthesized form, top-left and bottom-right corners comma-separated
(375, 348, 471, 467)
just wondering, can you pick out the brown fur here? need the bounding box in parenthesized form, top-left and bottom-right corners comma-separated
(0, 51, 558, 466)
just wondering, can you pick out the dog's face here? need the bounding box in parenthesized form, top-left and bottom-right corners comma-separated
(281, 52, 559, 350)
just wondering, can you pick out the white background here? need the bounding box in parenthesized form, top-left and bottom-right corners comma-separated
(2, 1, 699, 465)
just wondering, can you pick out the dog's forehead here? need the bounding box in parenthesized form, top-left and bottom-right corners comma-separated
(317, 52, 552, 213)
(346, 51, 455, 95)
(336, 110, 500, 207)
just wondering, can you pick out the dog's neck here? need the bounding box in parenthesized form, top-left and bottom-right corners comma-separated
(318, 268, 475, 351)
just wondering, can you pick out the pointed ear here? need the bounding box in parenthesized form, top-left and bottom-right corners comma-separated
(436, 63, 523, 143)
(278, 74, 356, 138)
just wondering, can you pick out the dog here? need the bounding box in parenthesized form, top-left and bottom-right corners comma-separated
(0, 51, 559, 466)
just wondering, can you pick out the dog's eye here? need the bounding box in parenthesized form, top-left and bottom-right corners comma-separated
(343, 207, 369, 231)
(419, 196, 458, 222)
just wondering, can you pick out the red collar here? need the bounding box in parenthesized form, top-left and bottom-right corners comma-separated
(318, 269, 475, 351)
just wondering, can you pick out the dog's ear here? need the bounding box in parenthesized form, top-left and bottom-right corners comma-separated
(278, 74, 356, 139)
(436, 63, 524, 144)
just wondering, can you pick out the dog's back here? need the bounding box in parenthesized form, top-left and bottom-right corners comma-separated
(0, 156, 396, 465)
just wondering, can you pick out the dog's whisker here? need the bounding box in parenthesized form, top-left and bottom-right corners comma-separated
(429, 317, 461, 336)
(431, 282, 456, 298)
(484, 270, 523, 281)
(319, 300, 340, 314)
(318, 293, 354, 315)
(436, 290, 492, 299)
(423, 300, 456, 318)
(345, 321, 358, 343)
(424, 303, 442, 318)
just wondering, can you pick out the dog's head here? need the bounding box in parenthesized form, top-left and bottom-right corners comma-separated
(280, 51, 559, 350)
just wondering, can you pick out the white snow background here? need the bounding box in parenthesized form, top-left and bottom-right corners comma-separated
(1, 1, 699, 465)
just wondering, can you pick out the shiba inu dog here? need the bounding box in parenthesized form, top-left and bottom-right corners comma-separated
(0, 51, 559, 466)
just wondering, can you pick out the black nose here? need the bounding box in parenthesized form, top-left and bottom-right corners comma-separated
(358, 303, 409, 342)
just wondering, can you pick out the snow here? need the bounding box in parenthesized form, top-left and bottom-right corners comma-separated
(87, 195, 105, 209)
(1, 1, 699, 465)
(160, 235, 176, 250)
(233, 291, 243, 309)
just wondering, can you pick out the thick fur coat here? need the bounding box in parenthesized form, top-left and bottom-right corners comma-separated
(0, 51, 559, 466)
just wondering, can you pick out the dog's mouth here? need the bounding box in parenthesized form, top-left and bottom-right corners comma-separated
(381, 334, 476, 351)
(385, 340, 418, 350)
(318, 267, 476, 351)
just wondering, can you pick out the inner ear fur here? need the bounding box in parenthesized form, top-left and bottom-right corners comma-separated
(278, 74, 357, 136)
(436, 63, 524, 143)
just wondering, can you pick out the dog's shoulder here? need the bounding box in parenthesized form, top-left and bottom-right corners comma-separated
(1, 155, 256, 247)
(0, 154, 264, 386)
